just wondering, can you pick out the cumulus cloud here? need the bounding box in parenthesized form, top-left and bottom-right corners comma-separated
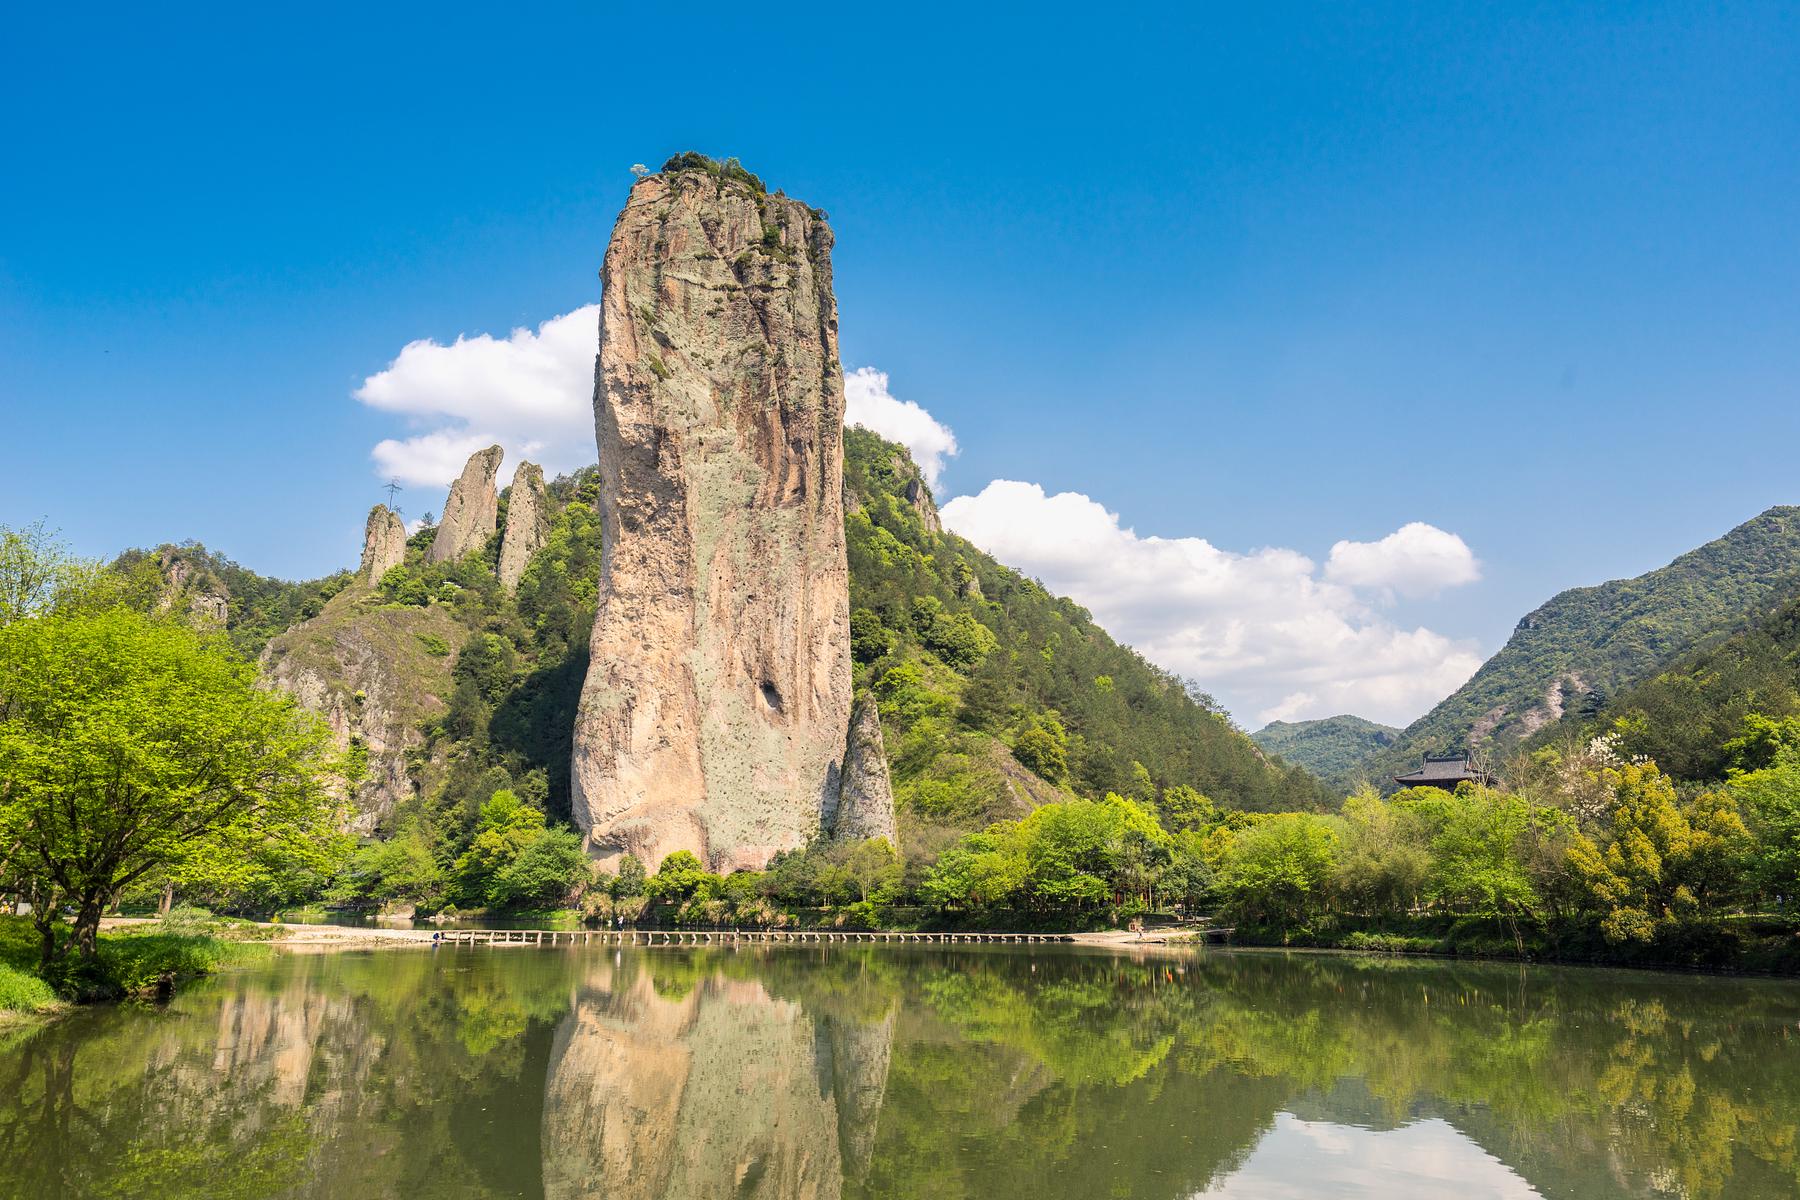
(356, 305, 600, 486)
(843, 367, 959, 489)
(940, 482, 1483, 727)
(1325, 521, 1480, 598)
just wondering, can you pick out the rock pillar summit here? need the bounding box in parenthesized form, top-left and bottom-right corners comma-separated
(572, 156, 884, 872)
(359, 506, 407, 581)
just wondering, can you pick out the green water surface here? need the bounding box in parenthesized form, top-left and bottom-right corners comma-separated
(2, 945, 1797, 1198)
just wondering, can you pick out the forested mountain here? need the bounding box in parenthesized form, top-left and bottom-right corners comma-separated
(1363, 506, 1800, 787)
(1250, 715, 1399, 790)
(1567, 591, 1800, 782)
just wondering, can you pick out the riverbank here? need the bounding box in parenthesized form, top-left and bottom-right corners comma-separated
(1223, 914, 1800, 975)
(0, 915, 273, 1020)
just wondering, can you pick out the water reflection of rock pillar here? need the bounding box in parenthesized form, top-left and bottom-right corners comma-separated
(825, 1005, 897, 1181)
(542, 956, 898, 1200)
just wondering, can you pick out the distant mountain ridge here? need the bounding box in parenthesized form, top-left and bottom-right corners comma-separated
(1362, 506, 1800, 786)
(1250, 715, 1400, 790)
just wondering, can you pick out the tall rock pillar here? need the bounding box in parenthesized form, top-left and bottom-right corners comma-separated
(428, 445, 503, 563)
(358, 505, 407, 582)
(499, 461, 551, 591)
(572, 160, 856, 872)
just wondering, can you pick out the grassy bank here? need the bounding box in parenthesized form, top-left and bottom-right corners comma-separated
(0, 913, 272, 1016)
(1225, 913, 1800, 974)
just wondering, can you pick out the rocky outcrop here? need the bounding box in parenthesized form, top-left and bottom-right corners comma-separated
(498, 461, 551, 592)
(358, 505, 407, 582)
(261, 590, 460, 833)
(428, 445, 503, 563)
(829, 694, 897, 844)
(572, 161, 856, 872)
(157, 549, 230, 628)
(900, 463, 941, 534)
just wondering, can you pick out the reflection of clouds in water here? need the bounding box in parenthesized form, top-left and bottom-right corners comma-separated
(1196, 1114, 1542, 1200)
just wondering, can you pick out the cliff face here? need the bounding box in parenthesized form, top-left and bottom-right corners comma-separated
(428, 445, 503, 563)
(359, 505, 407, 582)
(498, 461, 551, 591)
(571, 163, 858, 872)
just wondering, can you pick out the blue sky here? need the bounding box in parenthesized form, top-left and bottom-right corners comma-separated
(3, 3, 1796, 725)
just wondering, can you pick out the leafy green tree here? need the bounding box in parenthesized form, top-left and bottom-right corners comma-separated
(452, 790, 547, 904)
(1334, 789, 1432, 916)
(1219, 813, 1340, 926)
(0, 521, 93, 626)
(0, 607, 339, 968)
(331, 829, 443, 907)
(647, 850, 718, 901)
(1159, 784, 1217, 833)
(844, 838, 903, 903)
(1729, 751, 1800, 902)
(1568, 762, 1751, 943)
(1013, 713, 1070, 784)
(1426, 788, 1566, 933)
(613, 853, 648, 897)
(489, 828, 585, 909)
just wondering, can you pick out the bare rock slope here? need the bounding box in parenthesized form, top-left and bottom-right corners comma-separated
(572, 160, 880, 871)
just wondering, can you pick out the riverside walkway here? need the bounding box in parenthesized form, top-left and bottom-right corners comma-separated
(437, 927, 1077, 947)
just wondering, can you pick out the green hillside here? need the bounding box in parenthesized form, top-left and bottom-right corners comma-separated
(843, 427, 1324, 853)
(1571, 592, 1800, 782)
(1365, 506, 1800, 786)
(1250, 715, 1399, 790)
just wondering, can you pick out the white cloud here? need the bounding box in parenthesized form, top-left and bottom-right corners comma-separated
(940, 481, 1482, 727)
(356, 305, 600, 486)
(843, 367, 959, 489)
(1325, 521, 1480, 598)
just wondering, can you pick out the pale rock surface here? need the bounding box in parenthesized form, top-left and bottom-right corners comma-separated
(428, 445, 503, 563)
(358, 505, 407, 582)
(572, 164, 859, 872)
(829, 694, 897, 844)
(498, 461, 552, 592)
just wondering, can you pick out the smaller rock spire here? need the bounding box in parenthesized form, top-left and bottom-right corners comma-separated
(428, 445, 504, 563)
(359, 505, 407, 582)
(831, 694, 897, 845)
(498, 461, 551, 592)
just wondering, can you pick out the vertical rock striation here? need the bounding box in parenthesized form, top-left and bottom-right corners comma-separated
(498, 461, 551, 592)
(359, 505, 407, 582)
(572, 160, 863, 872)
(428, 444, 503, 563)
(829, 694, 897, 844)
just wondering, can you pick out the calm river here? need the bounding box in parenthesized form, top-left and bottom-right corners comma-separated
(2, 945, 1797, 1198)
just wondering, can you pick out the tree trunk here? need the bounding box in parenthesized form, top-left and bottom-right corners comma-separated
(159, 881, 175, 918)
(73, 896, 105, 958)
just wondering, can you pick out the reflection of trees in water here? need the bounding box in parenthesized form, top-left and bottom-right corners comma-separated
(3, 947, 1799, 1200)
